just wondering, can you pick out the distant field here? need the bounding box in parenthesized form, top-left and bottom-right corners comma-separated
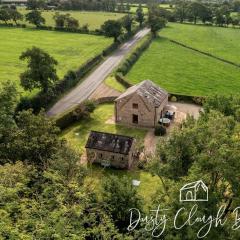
(5, 9, 125, 30)
(0, 27, 112, 93)
(127, 37, 240, 96)
(160, 23, 240, 65)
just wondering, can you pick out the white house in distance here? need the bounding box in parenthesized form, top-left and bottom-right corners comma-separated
(115, 80, 168, 128)
(180, 180, 208, 202)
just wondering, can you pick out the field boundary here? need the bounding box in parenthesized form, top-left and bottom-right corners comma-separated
(163, 37, 240, 68)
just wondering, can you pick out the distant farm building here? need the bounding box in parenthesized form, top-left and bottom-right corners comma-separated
(85, 131, 136, 169)
(115, 80, 168, 128)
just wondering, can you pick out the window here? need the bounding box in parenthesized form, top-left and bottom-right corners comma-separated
(132, 103, 138, 109)
(111, 155, 115, 160)
(99, 153, 103, 159)
(132, 114, 138, 124)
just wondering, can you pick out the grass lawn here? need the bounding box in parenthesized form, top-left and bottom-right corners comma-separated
(0, 27, 112, 93)
(126, 37, 240, 96)
(61, 103, 147, 154)
(104, 76, 126, 92)
(16, 9, 125, 30)
(61, 103, 161, 206)
(160, 23, 240, 65)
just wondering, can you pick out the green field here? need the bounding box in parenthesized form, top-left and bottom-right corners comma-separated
(127, 37, 240, 96)
(62, 103, 161, 206)
(0, 27, 112, 93)
(14, 9, 125, 30)
(160, 23, 240, 65)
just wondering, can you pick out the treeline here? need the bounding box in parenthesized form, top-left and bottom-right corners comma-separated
(172, 0, 240, 27)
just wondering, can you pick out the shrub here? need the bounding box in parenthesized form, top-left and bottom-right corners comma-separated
(170, 96, 177, 102)
(154, 125, 167, 136)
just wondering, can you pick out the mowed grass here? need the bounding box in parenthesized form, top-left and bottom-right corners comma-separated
(61, 103, 160, 206)
(160, 23, 240, 65)
(127, 37, 240, 96)
(61, 103, 147, 154)
(0, 27, 112, 93)
(16, 9, 125, 30)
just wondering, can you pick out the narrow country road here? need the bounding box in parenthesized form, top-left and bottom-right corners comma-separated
(47, 28, 150, 117)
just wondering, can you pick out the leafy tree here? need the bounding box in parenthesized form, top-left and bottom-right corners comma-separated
(101, 20, 122, 42)
(19, 47, 58, 93)
(187, 2, 206, 24)
(0, 7, 11, 24)
(122, 14, 133, 34)
(53, 12, 69, 28)
(9, 8, 23, 25)
(65, 16, 79, 29)
(135, 4, 145, 27)
(148, 6, 166, 37)
(27, 0, 46, 10)
(25, 10, 45, 27)
(102, 175, 143, 232)
(174, 0, 188, 23)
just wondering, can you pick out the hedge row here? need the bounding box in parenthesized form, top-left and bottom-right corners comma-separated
(116, 33, 153, 75)
(55, 97, 116, 129)
(16, 26, 145, 113)
(17, 54, 103, 113)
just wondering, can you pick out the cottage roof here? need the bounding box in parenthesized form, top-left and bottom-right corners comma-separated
(85, 131, 134, 155)
(115, 80, 168, 107)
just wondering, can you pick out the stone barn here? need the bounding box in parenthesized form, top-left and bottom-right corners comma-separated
(85, 131, 136, 169)
(115, 80, 168, 128)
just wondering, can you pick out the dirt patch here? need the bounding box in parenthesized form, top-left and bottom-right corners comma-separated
(144, 129, 157, 157)
(90, 82, 121, 100)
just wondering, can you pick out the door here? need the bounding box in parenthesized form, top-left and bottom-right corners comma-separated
(132, 114, 138, 124)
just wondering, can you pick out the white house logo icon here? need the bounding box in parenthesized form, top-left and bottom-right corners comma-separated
(180, 180, 208, 202)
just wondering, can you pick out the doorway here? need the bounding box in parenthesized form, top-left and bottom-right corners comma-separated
(132, 114, 138, 124)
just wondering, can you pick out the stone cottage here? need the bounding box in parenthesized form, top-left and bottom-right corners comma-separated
(115, 80, 168, 128)
(85, 131, 136, 169)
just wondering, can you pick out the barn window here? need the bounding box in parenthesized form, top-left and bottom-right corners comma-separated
(100, 153, 103, 159)
(132, 103, 138, 109)
(111, 155, 115, 160)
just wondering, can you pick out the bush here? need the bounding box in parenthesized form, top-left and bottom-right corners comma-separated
(116, 34, 153, 75)
(170, 96, 177, 102)
(154, 125, 167, 136)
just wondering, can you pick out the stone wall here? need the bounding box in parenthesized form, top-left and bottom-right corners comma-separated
(86, 140, 135, 169)
(115, 93, 157, 128)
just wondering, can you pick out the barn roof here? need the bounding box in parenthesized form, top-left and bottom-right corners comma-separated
(115, 80, 168, 107)
(85, 131, 134, 155)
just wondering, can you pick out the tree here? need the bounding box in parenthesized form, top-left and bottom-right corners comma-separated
(27, 0, 46, 10)
(149, 16, 166, 36)
(0, 7, 11, 24)
(10, 109, 62, 169)
(25, 10, 45, 27)
(174, 0, 188, 23)
(135, 4, 144, 27)
(65, 16, 79, 29)
(10, 8, 23, 25)
(187, 2, 207, 24)
(102, 175, 143, 232)
(101, 20, 122, 42)
(53, 12, 69, 28)
(122, 14, 133, 34)
(19, 47, 58, 93)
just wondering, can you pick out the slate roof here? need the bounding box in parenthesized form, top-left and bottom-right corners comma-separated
(85, 131, 134, 155)
(115, 80, 168, 107)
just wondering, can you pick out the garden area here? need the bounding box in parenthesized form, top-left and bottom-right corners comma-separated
(0, 27, 112, 94)
(61, 103, 162, 206)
